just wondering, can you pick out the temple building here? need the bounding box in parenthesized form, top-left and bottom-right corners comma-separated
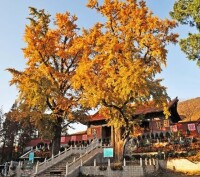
(84, 97, 181, 143)
(26, 97, 200, 150)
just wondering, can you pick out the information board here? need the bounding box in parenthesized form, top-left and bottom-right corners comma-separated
(29, 152, 34, 162)
(103, 148, 113, 158)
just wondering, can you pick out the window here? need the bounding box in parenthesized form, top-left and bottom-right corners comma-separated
(163, 119, 169, 127)
(156, 121, 161, 129)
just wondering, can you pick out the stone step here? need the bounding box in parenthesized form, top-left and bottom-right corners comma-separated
(36, 153, 80, 177)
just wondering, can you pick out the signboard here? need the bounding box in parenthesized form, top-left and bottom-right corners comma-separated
(29, 152, 34, 162)
(103, 148, 113, 158)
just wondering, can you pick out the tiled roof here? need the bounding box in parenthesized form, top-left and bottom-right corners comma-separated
(88, 112, 106, 122)
(134, 97, 178, 116)
(88, 97, 178, 122)
(26, 139, 50, 147)
(68, 130, 87, 135)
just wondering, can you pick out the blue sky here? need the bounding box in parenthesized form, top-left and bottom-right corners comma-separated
(0, 0, 199, 118)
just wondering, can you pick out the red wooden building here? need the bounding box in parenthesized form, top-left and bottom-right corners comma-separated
(26, 97, 200, 150)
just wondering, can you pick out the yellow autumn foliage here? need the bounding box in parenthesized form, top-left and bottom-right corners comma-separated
(73, 0, 178, 135)
(7, 8, 83, 154)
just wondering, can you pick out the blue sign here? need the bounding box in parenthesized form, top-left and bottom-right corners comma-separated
(29, 152, 34, 162)
(103, 148, 113, 158)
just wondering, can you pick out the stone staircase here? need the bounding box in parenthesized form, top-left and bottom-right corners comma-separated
(35, 153, 80, 177)
(30, 141, 103, 177)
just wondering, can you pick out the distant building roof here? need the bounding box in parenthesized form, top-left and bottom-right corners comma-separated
(26, 139, 50, 147)
(68, 130, 87, 135)
(88, 112, 106, 122)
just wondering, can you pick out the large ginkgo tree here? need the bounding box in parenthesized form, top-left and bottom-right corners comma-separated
(73, 0, 178, 160)
(8, 8, 82, 155)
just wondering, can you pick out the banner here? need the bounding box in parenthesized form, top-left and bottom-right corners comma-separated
(71, 136, 76, 141)
(188, 123, 196, 131)
(82, 134, 87, 141)
(170, 125, 177, 132)
(61, 137, 66, 143)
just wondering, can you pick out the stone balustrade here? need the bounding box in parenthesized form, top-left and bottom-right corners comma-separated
(34, 141, 102, 176)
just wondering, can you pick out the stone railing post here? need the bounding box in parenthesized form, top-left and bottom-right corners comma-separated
(94, 159, 96, 167)
(140, 158, 142, 166)
(108, 159, 110, 167)
(65, 162, 68, 176)
(44, 158, 47, 166)
(149, 158, 152, 165)
(18, 161, 21, 168)
(145, 158, 147, 166)
(153, 158, 155, 165)
(123, 158, 126, 166)
(81, 159, 83, 166)
(58, 151, 61, 159)
(51, 154, 54, 164)
(35, 161, 39, 174)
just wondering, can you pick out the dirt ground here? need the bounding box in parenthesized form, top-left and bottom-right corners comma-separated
(146, 168, 200, 177)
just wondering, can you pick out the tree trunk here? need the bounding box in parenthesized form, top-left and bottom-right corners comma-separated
(51, 117, 62, 156)
(0, 141, 5, 163)
(113, 127, 127, 162)
(7, 135, 15, 161)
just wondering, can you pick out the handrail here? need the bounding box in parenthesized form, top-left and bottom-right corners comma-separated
(66, 142, 102, 176)
(34, 142, 101, 175)
(20, 146, 44, 159)
(19, 148, 33, 159)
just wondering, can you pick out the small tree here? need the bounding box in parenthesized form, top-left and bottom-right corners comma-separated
(0, 105, 20, 163)
(170, 0, 200, 65)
